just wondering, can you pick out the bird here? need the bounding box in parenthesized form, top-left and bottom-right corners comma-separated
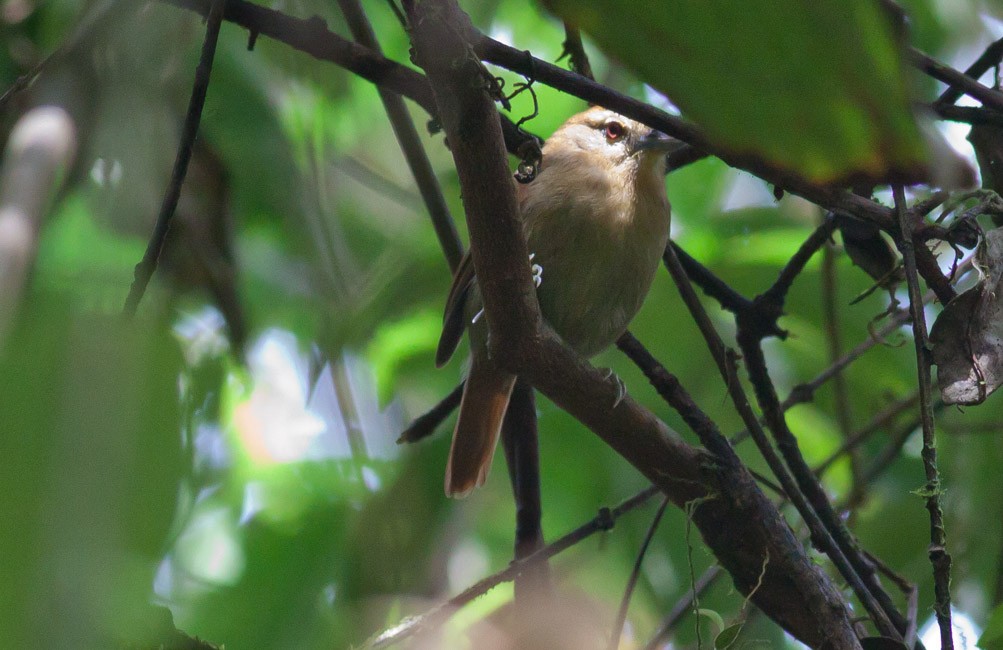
(435, 106, 677, 497)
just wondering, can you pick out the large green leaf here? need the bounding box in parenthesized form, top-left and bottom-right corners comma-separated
(545, 0, 930, 183)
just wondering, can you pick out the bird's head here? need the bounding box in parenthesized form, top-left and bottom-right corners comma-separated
(544, 106, 680, 177)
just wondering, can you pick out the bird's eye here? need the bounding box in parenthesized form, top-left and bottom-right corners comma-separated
(604, 121, 625, 141)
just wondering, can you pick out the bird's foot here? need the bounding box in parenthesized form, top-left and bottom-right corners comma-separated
(530, 253, 543, 288)
(600, 367, 628, 409)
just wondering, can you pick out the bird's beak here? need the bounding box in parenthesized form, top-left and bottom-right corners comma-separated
(634, 129, 681, 155)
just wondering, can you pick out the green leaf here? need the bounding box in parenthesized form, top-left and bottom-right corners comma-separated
(979, 603, 1003, 650)
(366, 309, 443, 404)
(696, 607, 726, 636)
(546, 0, 930, 184)
(715, 622, 746, 650)
(0, 298, 184, 648)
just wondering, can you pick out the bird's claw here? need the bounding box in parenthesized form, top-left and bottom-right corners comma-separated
(530, 253, 543, 288)
(600, 367, 627, 409)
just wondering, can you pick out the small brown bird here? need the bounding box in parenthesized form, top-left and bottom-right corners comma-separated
(436, 106, 676, 497)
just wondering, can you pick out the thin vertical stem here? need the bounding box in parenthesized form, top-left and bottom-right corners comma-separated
(892, 185, 953, 650)
(123, 0, 227, 315)
(608, 496, 670, 650)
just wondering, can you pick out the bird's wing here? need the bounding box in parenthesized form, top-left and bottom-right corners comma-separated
(435, 250, 477, 367)
(437, 180, 529, 367)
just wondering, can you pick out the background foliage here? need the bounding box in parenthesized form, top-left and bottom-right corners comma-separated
(2, 0, 1003, 648)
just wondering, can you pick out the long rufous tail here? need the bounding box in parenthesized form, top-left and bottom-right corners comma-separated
(445, 355, 516, 497)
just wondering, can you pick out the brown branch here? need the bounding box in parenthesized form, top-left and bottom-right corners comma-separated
(366, 486, 661, 648)
(616, 331, 734, 460)
(891, 185, 953, 650)
(123, 0, 227, 315)
(158, 0, 538, 155)
(934, 104, 1003, 128)
(911, 48, 1003, 112)
(559, 22, 594, 81)
(474, 35, 896, 231)
(406, 1, 861, 646)
(734, 223, 906, 637)
(663, 235, 900, 639)
(935, 37, 1003, 106)
(397, 380, 463, 443)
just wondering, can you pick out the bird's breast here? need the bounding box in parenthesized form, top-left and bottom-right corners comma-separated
(520, 165, 670, 357)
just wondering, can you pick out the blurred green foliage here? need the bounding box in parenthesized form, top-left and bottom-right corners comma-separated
(2, 0, 1003, 649)
(547, 0, 929, 183)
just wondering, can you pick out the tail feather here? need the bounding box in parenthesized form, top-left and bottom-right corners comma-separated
(445, 357, 516, 497)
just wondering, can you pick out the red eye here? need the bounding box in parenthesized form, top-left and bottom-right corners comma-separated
(604, 121, 625, 141)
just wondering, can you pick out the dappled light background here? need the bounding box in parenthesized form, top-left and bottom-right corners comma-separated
(3, 0, 1003, 649)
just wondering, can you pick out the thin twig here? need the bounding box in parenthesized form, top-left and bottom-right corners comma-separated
(911, 47, 1003, 112)
(662, 242, 897, 639)
(892, 185, 953, 650)
(383, 0, 407, 27)
(642, 566, 722, 650)
(864, 550, 921, 650)
(670, 242, 753, 316)
(560, 22, 594, 81)
(735, 328, 902, 638)
(761, 216, 838, 309)
(608, 496, 670, 650)
(365, 486, 661, 648)
(933, 104, 1003, 127)
(336, 0, 463, 270)
(0, 0, 121, 111)
(935, 37, 1003, 107)
(158, 0, 540, 155)
(783, 307, 912, 409)
(813, 391, 919, 477)
(500, 378, 549, 597)
(396, 380, 464, 443)
(616, 331, 734, 460)
(123, 0, 227, 315)
(821, 240, 862, 505)
(861, 401, 945, 485)
(736, 229, 905, 638)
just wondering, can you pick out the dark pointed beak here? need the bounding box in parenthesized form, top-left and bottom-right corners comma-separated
(634, 129, 681, 154)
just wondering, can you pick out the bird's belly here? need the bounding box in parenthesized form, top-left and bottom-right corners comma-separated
(530, 223, 666, 358)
